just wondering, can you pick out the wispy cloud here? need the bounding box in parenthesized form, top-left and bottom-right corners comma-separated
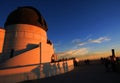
(89, 37, 111, 43)
(72, 36, 111, 47)
(57, 48, 88, 59)
(77, 51, 111, 60)
(55, 36, 111, 56)
(72, 39, 81, 44)
(72, 39, 87, 46)
(78, 42, 87, 46)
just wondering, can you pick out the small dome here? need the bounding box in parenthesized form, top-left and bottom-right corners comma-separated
(4, 6, 48, 31)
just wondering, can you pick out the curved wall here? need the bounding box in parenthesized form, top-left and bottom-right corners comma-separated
(0, 28, 5, 53)
(0, 60, 74, 83)
(3, 24, 47, 53)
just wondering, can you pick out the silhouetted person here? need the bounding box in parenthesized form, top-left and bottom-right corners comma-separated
(73, 58, 78, 66)
(51, 54, 55, 62)
(115, 57, 120, 72)
(109, 56, 116, 72)
(104, 58, 110, 71)
(87, 59, 90, 64)
(84, 59, 90, 65)
(100, 57, 104, 64)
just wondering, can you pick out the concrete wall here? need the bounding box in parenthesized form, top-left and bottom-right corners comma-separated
(0, 60, 74, 83)
(0, 28, 5, 53)
(1, 24, 54, 62)
(3, 24, 47, 53)
(0, 44, 54, 68)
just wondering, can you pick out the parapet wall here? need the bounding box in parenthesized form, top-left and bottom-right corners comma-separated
(0, 59, 74, 83)
(0, 42, 54, 65)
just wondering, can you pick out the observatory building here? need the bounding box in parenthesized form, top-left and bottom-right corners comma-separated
(0, 6, 56, 67)
(0, 6, 74, 83)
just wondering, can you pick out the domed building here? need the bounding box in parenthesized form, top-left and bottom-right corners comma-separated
(0, 6, 74, 83)
(0, 6, 55, 66)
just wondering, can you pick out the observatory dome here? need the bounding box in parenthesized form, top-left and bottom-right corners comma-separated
(4, 6, 48, 31)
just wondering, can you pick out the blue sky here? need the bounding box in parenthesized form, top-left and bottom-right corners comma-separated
(0, 0, 120, 59)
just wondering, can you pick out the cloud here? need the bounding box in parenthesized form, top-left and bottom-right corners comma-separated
(71, 36, 111, 50)
(88, 37, 111, 43)
(57, 48, 88, 59)
(78, 42, 87, 46)
(56, 36, 111, 59)
(72, 39, 87, 46)
(72, 39, 81, 44)
(77, 51, 111, 60)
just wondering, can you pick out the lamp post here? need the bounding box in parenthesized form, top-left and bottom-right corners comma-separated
(39, 42, 42, 78)
(39, 42, 42, 65)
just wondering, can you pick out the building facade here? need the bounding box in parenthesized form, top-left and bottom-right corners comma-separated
(0, 6, 74, 83)
(0, 6, 56, 66)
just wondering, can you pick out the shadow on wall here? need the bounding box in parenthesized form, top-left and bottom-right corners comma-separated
(14, 44, 39, 56)
(31, 61, 69, 78)
(31, 66, 40, 79)
(42, 61, 68, 77)
(63, 61, 68, 72)
(0, 44, 39, 64)
(43, 63, 51, 77)
(0, 60, 73, 83)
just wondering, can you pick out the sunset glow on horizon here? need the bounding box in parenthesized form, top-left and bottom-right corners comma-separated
(0, 0, 120, 60)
